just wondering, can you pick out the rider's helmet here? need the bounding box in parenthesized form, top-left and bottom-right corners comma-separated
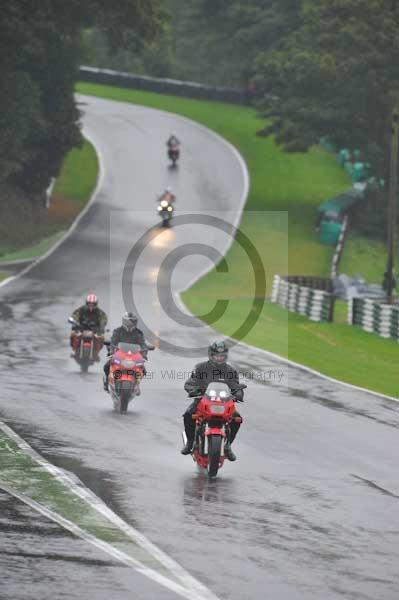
(208, 341, 229, 365)
(165, 186, 172, 194)
(86, 293, 98, 312)
(122, 312, 138, 332)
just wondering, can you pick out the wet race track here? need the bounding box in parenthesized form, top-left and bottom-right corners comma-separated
(0, 96, 399, 600)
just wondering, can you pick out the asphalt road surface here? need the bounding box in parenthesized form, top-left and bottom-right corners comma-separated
(0, 96, 398, 600)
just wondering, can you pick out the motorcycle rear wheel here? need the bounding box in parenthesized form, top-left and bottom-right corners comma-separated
(207, 435, 222, 478)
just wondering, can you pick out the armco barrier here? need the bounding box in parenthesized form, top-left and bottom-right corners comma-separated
(271, 275, 335, 322)
(79, 66, 249, 105)
(349, 298, 399, 341)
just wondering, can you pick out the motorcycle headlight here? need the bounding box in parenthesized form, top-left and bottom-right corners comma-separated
(121, 360, 136, 368)
(167, 206, 173, 212)
(160, 200, 168, 208)
(210, 405, 226, 415)
(157, 206, 162, 211)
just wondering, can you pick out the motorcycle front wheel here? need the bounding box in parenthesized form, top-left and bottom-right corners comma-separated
(207, 435, 222, 478)
(120, 389, 132, 414)
(80, 358, 90, 373)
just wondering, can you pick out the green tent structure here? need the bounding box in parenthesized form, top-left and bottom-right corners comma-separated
(317, 189, 365, 221)
(317, 189, 365, 245)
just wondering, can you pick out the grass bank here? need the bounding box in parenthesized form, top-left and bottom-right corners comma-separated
(0, 425, 183, 585)
(0, 139, 98, 263)
(77, 82, 398, 398)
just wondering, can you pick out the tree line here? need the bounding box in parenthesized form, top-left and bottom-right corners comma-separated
(0, 0, 163, 206)
(2, 1, 399, 241)
(86, 0, 399, 238)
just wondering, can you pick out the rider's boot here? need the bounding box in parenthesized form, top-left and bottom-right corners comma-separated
(224, 441, 236, 462)
(181, 438, 194, 455)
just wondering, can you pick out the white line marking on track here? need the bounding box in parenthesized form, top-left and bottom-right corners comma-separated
(0, 421, 220, 600)
(171, 123, 398, 404)
(175, 290, 399, 403)
(0, 126, 105, 290)
(0, 480, 205, 600)
(1, 94, 393, 401)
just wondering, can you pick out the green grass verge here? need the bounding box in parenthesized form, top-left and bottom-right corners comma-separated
(0, 428, 178, 580)
(0, 139, 98, 263)
(53, 137, 99, 207)
(0, 231, 66, 263)
(77, 82, 398, 398)
(186, 295, 398, 397)
(340, 234, 389, 282)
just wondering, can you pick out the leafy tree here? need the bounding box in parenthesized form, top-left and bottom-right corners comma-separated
(82, 0, 301, 87)
(0, 0, 164, 199)
(255, 0, 399, 179)
(168, 0, 301, 86)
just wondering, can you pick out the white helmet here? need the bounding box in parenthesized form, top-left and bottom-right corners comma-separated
(122, 312, 137, 332)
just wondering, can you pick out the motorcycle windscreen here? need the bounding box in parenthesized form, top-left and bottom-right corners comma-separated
(117, 343, 141, 353)
(205, 382, 231, 402)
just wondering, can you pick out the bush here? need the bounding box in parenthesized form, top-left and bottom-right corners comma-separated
(0, 184, 55, 254)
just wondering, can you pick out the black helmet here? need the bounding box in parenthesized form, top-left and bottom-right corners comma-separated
(208, 341, 228, 365)
(122, 312, 137, 332)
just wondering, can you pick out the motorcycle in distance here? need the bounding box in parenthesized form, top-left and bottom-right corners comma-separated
(168, 143, 180, 167)
(68, 317, 105, 373)
(106, 342, 154, 413)
(183, 381, 246, 478)
(157, 198, 174, 227)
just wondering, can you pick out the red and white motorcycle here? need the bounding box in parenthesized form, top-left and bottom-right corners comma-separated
(107, 343, 153, 413)
(183, 382, 245, 478)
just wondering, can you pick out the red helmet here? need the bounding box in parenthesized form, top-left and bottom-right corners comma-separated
(86, 293, 98, 311)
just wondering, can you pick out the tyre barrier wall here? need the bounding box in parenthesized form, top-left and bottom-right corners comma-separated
(271, 275, 335, 322)
(283, 275, 334, 293)
(349, 298, 399, 341)
(79, 66, 249, 105)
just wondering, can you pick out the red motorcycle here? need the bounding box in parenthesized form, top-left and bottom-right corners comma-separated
(68, 317, 104, 372)
(168, 144, 180, 167)
(107, 343, 149, 413)
(184, 382, 245, 478)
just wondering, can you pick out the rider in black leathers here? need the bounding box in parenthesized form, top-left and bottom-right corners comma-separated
(103, 313, 146, 392)
(166, 134, 180, 148)
(181, 341, 244, 462)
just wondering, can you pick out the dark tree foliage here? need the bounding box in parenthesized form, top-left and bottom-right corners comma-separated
(0, 0, 163, 199)
(255, 0, 399, 178)
(83, 0, 300, 88)
(167, 0, 301, 86)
